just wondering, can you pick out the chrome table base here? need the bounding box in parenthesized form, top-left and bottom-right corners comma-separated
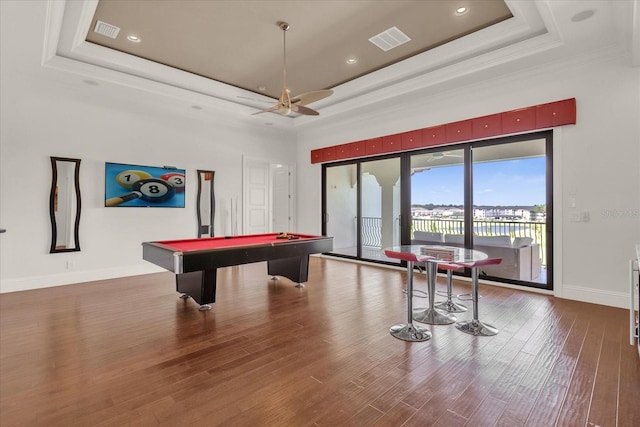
(413, 261, 456, 325)
(412, 307, 456, 325)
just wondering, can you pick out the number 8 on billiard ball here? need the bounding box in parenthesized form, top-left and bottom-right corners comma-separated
(134, 178, 176, 202)
(105, 178, 176, 206)
(160, 173, 185, 193)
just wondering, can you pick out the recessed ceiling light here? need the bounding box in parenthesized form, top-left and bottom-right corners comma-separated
(127, 34, 141, 43)
(455, 7, 468, 16)
(571, 9, 595, 22)
(257, 85, 267, 92)
(83, 79, 99, 86)
(191, 105, 202, 110)
(346, 57, 357, 65)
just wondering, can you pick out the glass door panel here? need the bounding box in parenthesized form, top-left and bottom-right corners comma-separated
(361, 158, 401, 263)
(410, 150, 465, 245)
(471, 140, 548, 285)
(325, 164, 358, 257)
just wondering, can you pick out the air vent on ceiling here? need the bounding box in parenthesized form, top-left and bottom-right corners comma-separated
(94, 20, 120, 39)
(368, 26, 411, 52)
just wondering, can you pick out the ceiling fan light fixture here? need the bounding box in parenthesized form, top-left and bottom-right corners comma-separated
(280, 107, 292, 116)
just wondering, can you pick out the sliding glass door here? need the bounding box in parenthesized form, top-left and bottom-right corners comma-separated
(323, 157, 401, 264)
(322, 131, 553, 290)
(361, 157, 401, 263)
(410, 149, 465, 245)
(325, 164, 357, 257)
(471, 139, 549, 286)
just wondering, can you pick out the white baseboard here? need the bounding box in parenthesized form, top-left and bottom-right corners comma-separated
(557, 283, 629, 309)
(322, 255, 629, 309)
(0, 264, 165, 294)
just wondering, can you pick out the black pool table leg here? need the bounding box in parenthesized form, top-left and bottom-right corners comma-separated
(267, 256, 310, 288)
(175, 269, 217, 310)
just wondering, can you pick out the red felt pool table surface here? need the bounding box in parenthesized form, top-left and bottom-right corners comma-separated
(152, 233, 323, 252)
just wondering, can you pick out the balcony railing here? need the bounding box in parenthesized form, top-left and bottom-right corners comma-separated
(361, 216, 383, 248)
(361, 217, 547, 265)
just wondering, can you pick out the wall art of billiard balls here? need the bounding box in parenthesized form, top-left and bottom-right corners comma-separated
(105, 162, 186, 208)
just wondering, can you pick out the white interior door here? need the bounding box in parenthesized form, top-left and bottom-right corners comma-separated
(243, 157, 270, 235)
(272, 164, 295, 232)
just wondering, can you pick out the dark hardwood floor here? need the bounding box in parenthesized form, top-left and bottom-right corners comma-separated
(1, 257, 638, 426)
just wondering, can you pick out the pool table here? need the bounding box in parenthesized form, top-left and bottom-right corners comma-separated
(142, 233, 333, 310)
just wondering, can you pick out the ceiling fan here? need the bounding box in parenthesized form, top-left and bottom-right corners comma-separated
(250, 22, 333, 116)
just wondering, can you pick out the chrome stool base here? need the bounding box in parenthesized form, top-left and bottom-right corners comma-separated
(390, 323, 432, 342)
(434, 299, 467, 313)
(413, 307, 456, 325)
(455, 319, 498, 336)
(434, 265, 467, 313)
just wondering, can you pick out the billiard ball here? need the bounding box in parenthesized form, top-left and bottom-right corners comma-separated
(116, 170, 152, 190)
(132, 178, 176, 203)
(160, 173, 185, 193)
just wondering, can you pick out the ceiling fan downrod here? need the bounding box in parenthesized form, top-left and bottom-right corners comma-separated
(278, 21, 292, 115)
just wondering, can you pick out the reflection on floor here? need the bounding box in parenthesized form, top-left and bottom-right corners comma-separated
(329, 246, 548, 286)
(331, 246, 401, 264)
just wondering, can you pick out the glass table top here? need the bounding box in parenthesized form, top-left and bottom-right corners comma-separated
(384, 245, 488, 263)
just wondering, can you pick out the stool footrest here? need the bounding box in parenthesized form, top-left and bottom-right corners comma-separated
(402, 288, 429, 298)
(457, 292, 482, 301)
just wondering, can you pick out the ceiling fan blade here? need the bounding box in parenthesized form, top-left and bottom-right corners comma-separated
(291, 89, 333, 106)
(291, 104, 319, 116)
(251, 104, 280, 115)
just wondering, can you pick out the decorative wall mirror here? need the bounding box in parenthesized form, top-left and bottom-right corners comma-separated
(196, 170, 215, 237)
(49, 157, 81, 253)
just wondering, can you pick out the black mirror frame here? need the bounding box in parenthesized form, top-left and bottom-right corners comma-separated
(49, 157, 81, 253)
(196, 170, 216, 237)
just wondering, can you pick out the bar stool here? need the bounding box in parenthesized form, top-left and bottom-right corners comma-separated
(454, 258, 502, 336)
(384, 249, 433, 342)
(434, 263, 467, 313)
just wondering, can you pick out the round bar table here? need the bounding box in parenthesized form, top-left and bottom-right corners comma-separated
(383, 247, 434, 342)
(411, 245, 487, 325)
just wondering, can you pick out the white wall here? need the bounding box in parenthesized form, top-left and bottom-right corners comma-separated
(0, 1, 296, 292)
(296, 52, 640, 309)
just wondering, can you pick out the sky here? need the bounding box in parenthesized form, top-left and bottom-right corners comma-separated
(411, 157, 546, 206)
